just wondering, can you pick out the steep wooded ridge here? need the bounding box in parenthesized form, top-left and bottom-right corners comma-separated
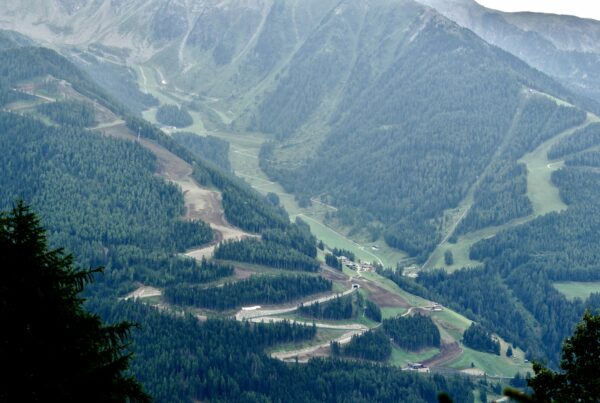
(0, 45, 317, 295)
(255, 0, 593, 261)
(8, 0, 585, 262)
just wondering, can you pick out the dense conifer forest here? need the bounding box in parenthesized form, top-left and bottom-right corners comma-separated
(462, 323, 501, 355)
(383, 314, 441, 351)
(0, 112, 213, 296)
(365, 300, 382, 322)
(172, 131, 231, 171)
(548, 122, 600, 160)
(325, 253, 342, 270)
(36, 100, 96, 127)
(214, 239, 319, 271)
(92, 300, 475, 403)
(155, 104, 193, 128)
(456, 160, 532, 234)
(164, 274, 331, 310)
(334, 329, 392, 362)
(298, 294, 355, 320)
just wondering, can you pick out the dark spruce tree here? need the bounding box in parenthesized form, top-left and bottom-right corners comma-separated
(463, 323, 500, 355)
(365, 300, 382, 322)
(341, 329, 392, 361)
(444, 250, 454, 266)
(325, 253, 342, 270)
(155, 104, 193, 128)
(0, 202, 149, 402)
(530, 310, 600, 402)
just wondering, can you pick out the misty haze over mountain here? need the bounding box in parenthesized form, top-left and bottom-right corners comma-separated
(1, 1, 599, 402)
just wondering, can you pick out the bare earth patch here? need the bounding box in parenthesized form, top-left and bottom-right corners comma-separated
(95, 117, 254, 259)
(124, 286, 162, 300)
(354, 277, 411, 309)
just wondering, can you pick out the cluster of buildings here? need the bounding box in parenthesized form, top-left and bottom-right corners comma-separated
(405, 363, 430, 373)
(339, 256, 375, 272)
(425, 303, 444, 312)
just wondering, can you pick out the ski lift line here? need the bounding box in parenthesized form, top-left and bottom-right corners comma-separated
(309, 198, 338, 211)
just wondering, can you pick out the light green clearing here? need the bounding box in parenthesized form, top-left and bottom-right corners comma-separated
(381, 307, 408, 319)
(426, 214, 534, 272)
(138, 295, 162, 305)
(389, 346, 439, 367)
(427, 110, 599, 271)
(449, 336, 531, 378)
(425, 237, 482, 272)
(429, 308, 473, 340)
(519, 112, 599, 216)
(553, 281, 600, 301)
(449, 346, 531, 378)
(520, 137, 570, 215)
(267, 327, 348, 354)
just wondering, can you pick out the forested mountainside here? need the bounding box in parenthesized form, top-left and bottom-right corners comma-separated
(256, 0, 591, 261)
(0, 29, 33, 49)
(0, 44, 481, 402)
(2, 1, 600, 400)
(2, 0, 596, 261)
(92, 299, 474, 403)
(418, 166, 600, 366)
(418, 0, 600, 104)
(0, 46, 317, 296)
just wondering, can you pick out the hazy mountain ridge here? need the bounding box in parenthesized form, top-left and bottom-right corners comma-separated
(3, 0, 600, 104)
(0, 29, 34, 49)
(417, 0, 600, 103)
(2, 0, 594, 260)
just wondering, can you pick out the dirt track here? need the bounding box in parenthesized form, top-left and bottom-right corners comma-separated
(98, 121, 253, 259)
(421, 342, 462, 367)
(354, 277, 411, 308)
(271, 330, 364, 363)
(235, 286, 357, 321)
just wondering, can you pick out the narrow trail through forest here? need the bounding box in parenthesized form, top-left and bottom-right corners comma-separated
(422, 92, 530, 269)
(235, 286, 357, 321)
(93, 110, 253, 261)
